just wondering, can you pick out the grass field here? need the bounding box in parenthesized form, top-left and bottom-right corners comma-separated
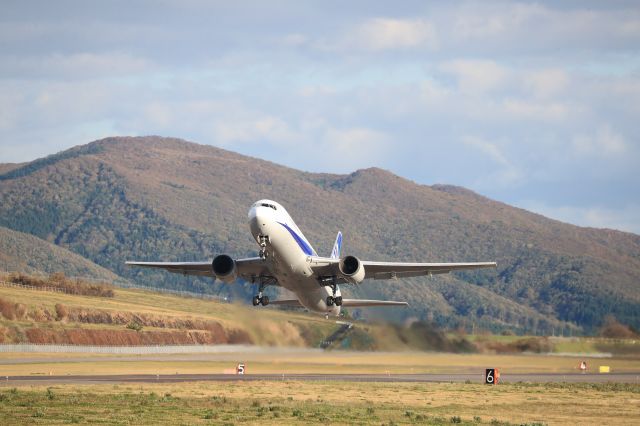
(3, 283, 640, 355)
(0, 381, 638, 425)
(2, 283, 640, 424)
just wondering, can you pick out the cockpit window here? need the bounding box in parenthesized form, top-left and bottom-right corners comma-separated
(260, 203, 277, 210)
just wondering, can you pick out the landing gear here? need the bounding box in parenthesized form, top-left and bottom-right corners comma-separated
(321, 276, 342, 307)
(258, 235, 269, 260)
(253, 295, 269, 306)
(251, 276, 275, 307)
(326, 295, 343, 307)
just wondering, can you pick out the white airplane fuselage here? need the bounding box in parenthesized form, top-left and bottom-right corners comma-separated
(248, 200, 341, 315)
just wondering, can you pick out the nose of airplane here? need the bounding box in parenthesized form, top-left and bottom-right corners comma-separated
(248, 206, 268, 235)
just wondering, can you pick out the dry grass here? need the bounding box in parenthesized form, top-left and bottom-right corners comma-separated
(0, 285, 337, 347)
(2, 282, 639, 355)
(0, 381, 638, 425)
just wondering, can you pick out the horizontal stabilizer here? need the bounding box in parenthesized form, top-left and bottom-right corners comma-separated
(268, 299, 303, 306)
(268, 299, 408, 308)
(341, 299, 409, 307)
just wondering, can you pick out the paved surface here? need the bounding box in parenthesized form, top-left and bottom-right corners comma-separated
(1, 372, 638, 385)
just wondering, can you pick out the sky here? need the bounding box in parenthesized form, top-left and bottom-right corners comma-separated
(1, 1, 639, 234)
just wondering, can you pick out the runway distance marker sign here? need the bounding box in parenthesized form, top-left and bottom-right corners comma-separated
(485, 368, 499, 384)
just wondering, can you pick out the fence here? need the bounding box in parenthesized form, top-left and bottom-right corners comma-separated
(0, 277, 229, 303)
(115, 282, 229, 302)
(0, 344, 253, 354)
(0, 280, 69, 294)
(0, 344, 322, 354)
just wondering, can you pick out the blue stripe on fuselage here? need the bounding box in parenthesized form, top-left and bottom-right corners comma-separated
(277, 222, 315, 256)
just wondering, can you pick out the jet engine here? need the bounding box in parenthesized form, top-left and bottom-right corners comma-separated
(212, 254, 237, 283)
(339, 255, 365, 284)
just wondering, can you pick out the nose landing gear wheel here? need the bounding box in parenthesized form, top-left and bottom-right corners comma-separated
(326, 296, 335, 306)
(252, 296, 260, 306)
(334, 296, 343, 306)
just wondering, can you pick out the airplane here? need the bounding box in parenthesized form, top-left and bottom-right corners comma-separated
(127, 200, 496, 316)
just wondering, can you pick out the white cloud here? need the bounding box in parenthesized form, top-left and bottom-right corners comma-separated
(461, 135, 523, 188)
(0, 52, 153, 79)
(502, 99, 569, 122)
(332, 18, 438, 52)
(452, 2, 547, 39)
(572, 124, 627, 156)
(448, 2, 640, 52)
(439, 59, 509, 94)
(519, 201, 640, 235)
(280, 33, 308, 47)
(523, 68, 568, 99)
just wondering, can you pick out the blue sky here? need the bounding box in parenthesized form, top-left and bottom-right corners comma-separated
(1, 1, 639, 233)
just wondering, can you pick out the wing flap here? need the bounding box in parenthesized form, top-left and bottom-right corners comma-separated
(362, 261, 497, 279)
(125, 261, 214, 277)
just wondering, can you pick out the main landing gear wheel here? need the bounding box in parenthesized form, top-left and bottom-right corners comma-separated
(251, 276, 274, 307)
(253, 295, 269, 306)
(326, 296, 343, 307)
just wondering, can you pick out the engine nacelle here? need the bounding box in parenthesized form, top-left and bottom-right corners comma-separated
(339, 255, 365, 284)
(212, 254, 237, 283)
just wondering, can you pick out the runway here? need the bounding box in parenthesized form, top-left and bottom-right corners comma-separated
(2, 372, 638, 385)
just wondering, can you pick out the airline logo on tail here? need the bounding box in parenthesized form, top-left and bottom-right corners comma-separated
(330, 231, 342, 259)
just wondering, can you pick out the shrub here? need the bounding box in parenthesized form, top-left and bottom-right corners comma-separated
(0, 297, 16, 320)
(14, 303, 26, 320)
(600, 316, 638, 339)
(8, 272, 115, 298)
(126, 321, 143, 332)
(55, 304, 68, 321)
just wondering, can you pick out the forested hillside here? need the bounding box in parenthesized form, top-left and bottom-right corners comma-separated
(0, 226, 123, 282)
(1, 136, 638, 333)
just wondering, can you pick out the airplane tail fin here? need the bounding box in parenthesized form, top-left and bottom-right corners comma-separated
(330, 231, 342, 259)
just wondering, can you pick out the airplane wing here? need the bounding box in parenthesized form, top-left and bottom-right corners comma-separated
(310, 258, 496, 281)
(125, 257, 270, 280)
(361, 261, 497, 280)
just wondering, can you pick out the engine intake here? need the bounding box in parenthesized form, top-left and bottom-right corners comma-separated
(339, 255, 365, 284)
(212, 254, 237, 283)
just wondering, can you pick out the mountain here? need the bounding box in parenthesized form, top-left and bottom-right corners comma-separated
(0, 226, 122, 282)
(0, 136, 638, 333)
